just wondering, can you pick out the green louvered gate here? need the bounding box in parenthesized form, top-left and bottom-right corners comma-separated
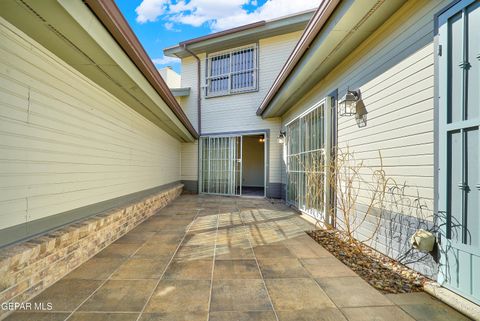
(437, 0, 480, 304)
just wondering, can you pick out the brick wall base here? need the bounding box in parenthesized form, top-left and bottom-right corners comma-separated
(0, 184, 183, 320)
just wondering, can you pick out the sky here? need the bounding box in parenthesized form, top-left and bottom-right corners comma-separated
(114, 0, 321, 73)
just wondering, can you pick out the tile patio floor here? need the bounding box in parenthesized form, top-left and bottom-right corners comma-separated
(5, 195, 470, 321)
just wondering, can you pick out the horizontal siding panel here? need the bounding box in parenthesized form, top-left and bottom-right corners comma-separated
(282, 0, 450, 218)
(0, 18, 181, 231)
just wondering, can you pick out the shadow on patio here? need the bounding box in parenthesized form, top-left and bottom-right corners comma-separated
(4, 195, 469, 321)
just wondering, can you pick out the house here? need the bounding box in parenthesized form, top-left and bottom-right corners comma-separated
(257, 0, 480, 311)
(0, 0, 479, 318)
(163, 9, 315, 198)
(0, 0, 197, 312)
(167, 0, 480, 313)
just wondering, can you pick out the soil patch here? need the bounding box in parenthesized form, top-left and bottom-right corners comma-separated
(307, 229, 429, 294)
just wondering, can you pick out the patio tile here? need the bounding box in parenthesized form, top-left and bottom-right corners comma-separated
(133, 244, 178, 258)
(78, 280, 156, 312)
(68, 312, 139, 321)
(144, 280, 211, 313)
(252, 244, 295, 259)
(283, 241, 332, 258)
(215, 245, 255, 260)
(341, 306, 415, 321)
(139, 312, 208, 321)
(315, 277, 393, 308)
(385, 293, 471, 321)
(210, 279, 272, 312)
(114, 231, 156, 244)
(28, 279, 102, 311)
(300, 258, 357, 278)
(182, 231, 217, 246)
(163, 259, 213, 280)
(209, 311, 277, 321)
(265, 278, 335, 311)
(213, 260, 261, 279)
(64, 258, 124, 280)
(174, 244, 215, 261)
(148, 233, 184, 246)
(258, 258, 310, 278)
(111, 258, 171, 279)
(2, 313, 69, 321)
(95, 244, 142, 258)
(276, 308, 347, 321)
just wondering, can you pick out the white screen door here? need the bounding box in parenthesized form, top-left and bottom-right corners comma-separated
(199, 136, 242, 195)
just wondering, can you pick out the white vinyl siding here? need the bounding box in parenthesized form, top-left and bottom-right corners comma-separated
(206, 45, 257, 96)
(0, 18, 181, 231)
(181, 31, 303, 184)
(282, 0, 451, 221)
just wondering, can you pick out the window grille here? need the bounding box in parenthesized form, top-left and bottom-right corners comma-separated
(206, 45, 257, 96)
(286, 98, 331, 221)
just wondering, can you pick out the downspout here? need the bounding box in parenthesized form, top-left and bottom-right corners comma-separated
(182, 44, 202, 194)
(182, 44, 201, 135)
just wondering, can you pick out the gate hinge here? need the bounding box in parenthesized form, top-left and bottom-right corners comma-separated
(458, 182, 468, 190)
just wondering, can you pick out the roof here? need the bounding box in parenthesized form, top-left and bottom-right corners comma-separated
(258, 0, 407, 117)
(164, 9, 316, 58)
(0, 0, 198, 141)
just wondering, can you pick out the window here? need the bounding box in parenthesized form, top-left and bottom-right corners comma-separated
(206, 45, 257, 96)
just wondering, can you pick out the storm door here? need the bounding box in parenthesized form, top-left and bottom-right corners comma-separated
(199, 136, 242, 195)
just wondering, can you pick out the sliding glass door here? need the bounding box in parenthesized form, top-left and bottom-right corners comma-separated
(199, 136, 242, 195)
(286, 97, 332, 222)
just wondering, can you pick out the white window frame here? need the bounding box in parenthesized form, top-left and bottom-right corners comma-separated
(205, 44, 258, 97)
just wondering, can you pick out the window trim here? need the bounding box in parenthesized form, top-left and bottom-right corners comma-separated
(205, 44, 259, 97)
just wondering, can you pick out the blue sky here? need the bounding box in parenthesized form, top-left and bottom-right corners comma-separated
(114, 0, 320, 73)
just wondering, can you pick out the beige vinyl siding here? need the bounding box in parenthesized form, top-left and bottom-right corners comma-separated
(0, 18, 181, 230)
(181, 141, 198, 181)
(180, 31, 302, 183)
(282, 0, 450, 219)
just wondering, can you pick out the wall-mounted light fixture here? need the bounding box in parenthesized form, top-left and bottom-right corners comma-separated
(277, 131, 286, 144)
(339, 89, 360, 116)
(259, 137, 265, 143)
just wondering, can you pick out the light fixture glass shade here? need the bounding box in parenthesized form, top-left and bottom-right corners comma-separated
(277, 131, 286, 144)
(339, 90, 359, 116)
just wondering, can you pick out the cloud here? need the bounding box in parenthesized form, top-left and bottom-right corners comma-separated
(136, 0, 169, 23)
(164, 22, 181, 32)
(152, 55, 180, 66)
(135, 0, 321, 31)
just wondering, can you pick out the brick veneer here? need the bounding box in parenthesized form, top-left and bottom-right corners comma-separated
(0, 184, 183, 319)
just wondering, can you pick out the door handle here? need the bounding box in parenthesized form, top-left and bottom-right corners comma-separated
(476, 184, 480, 190)
(458, 182, 467, 190)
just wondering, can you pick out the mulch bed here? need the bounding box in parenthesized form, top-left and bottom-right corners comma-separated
(307, 229, 429, 294)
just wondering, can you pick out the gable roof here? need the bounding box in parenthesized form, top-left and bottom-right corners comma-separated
(164, 10, 316, 58)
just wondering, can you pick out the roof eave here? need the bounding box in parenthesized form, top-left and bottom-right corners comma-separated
(256, 0, 341, 117)
(84, 0, 198, 139)
(164, 9, 316, 58)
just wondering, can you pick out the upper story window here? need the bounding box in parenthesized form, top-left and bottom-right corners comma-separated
(206, 45, 258, 97)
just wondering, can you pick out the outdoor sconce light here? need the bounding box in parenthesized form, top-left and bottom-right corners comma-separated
(339, 89, 360, 116)
(277, 131, 286, 144)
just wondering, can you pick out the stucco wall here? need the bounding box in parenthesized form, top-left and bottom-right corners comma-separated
(0, 18, 182, 233)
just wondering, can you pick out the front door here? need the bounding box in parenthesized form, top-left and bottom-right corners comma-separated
(199, 136, 242, 195)
(437, 0, 480, 304)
